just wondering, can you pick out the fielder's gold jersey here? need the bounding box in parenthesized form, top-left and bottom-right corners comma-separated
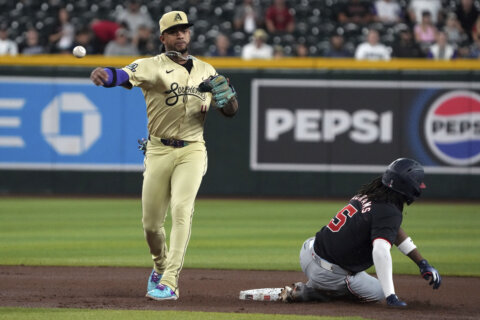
(122, 54, 216, 142)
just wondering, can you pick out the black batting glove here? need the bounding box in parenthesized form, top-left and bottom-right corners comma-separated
(417, 259, 441, 289)
(386, 294, 407, 307)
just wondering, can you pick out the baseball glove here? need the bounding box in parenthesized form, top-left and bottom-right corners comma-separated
(137, 138, 147, 155)
(198, 74, 236, 108)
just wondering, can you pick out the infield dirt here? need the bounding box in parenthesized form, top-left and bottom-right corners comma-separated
(0, 266, 478, 320)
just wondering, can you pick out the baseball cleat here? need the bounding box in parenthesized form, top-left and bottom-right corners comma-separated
(146, 284, 178, 301)
(147, 269, 162, 292)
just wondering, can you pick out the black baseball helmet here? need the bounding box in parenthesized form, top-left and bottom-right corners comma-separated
(381, 158, 426, 205)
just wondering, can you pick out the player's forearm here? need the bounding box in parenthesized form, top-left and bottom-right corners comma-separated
(406, 248, 424, 264)
(395, 227, 424, 264)
(90, 67, 130, 87)
(220, 97, 238, 117)
(102, 68, 130, 87)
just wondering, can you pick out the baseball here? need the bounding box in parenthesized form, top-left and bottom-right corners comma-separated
(72, 46, 86, 58)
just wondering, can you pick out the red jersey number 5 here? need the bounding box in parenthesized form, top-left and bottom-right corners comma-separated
(327, 204, 358, 232)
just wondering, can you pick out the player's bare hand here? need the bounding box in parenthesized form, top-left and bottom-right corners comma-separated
(90, 67, 109, 86)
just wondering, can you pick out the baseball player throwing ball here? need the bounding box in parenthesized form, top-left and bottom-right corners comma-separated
(281, 158, 441, 307)
(90, 11, 238, 301)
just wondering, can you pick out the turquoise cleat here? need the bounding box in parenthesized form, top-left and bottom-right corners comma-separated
(146, 284, 178, 301)
(147, 269, 162, 292)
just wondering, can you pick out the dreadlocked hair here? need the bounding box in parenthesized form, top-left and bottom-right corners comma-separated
(356, 176, 405, 211)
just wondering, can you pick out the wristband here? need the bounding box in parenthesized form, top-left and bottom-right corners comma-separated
(103, 67, 117, 87)
(102, 67, 129, 87)
(397, 237, 417, 255)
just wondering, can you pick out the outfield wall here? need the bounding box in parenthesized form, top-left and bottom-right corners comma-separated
(0, 57, 479, 199)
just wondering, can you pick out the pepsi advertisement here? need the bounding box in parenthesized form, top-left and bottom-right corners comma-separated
(0, 76, 147, 171)
(251, 79, 480, 174)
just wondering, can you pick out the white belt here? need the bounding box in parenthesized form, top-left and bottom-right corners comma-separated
(308, 238, 349, 275)
(311, 252, 334, 272)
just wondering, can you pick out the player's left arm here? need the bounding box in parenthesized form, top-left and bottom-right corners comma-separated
(395, 227, 441, 289)
(198, 74, 238, 117)
(219, 95, 238, 117)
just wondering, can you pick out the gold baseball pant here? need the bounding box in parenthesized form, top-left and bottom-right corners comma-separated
(141, 136, 207, 297)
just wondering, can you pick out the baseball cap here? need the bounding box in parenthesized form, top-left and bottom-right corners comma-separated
(159, 11, 193, 34)
(253, 29, 268, 40)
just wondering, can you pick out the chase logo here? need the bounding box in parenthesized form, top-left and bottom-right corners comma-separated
(424, 90, 480, 166)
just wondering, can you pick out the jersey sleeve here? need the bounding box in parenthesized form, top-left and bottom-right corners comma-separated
(207, 63, 217, 77)
(370, 203, 402, 245)
(121, 58, 155, 89)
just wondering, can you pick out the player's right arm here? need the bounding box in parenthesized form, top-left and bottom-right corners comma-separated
(90, 67, 130, 87)
(90, 58, 153, 89)
(90, 67, 110, 86)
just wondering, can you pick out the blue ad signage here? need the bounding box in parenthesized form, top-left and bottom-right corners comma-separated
(0, 77, 147, 171)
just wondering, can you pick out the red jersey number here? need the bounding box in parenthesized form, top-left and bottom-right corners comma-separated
(327, 204, 358, 232)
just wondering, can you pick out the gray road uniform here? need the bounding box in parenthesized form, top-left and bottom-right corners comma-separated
(300, 196, 402, 302)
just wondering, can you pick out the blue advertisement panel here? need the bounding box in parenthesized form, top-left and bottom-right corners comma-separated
(0, 77, 147, 170)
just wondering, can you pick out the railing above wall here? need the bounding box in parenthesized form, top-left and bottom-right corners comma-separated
(1, 55, 480, 70)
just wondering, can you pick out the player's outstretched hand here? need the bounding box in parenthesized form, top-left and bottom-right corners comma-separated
(417, 259, 441, 289)
(386, 294, 407, 307)
(198, 75, 236, 108)
(90, 67, 109, 86)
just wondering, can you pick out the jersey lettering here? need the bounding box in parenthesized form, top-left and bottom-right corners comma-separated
(121, 55, 216, 142)
(351, 194, 372, 213)
(164, 82, 207, 106)
(327, 204, 358, 232)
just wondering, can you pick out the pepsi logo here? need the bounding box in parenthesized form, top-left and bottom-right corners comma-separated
(424, 90, 480, 166)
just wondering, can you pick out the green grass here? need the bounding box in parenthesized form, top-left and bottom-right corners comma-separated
(0, 308, 370, 320)
(0, 198, 479, 275)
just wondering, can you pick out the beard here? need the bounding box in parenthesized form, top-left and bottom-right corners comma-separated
(177, 47, 188, 54)
(165, 43, 188, 55)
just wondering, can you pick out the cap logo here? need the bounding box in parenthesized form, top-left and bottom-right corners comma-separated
(174, 13, 183, 22)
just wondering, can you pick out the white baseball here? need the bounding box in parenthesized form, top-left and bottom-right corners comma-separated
(72, 46, 86, 58)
